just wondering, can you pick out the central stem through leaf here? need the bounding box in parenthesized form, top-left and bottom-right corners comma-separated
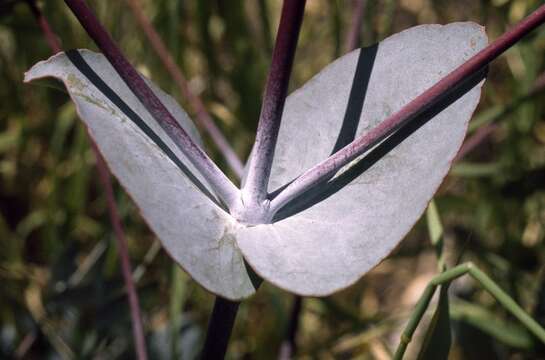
(230, 194, 273, 226)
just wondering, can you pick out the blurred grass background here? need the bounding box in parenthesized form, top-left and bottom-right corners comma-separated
(1, 0, 545, 358)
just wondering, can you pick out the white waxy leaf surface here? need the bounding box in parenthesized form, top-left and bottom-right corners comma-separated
(24, 50, 257, 300)
(236, 23, 487, 296)
(26, 22, 487, 299)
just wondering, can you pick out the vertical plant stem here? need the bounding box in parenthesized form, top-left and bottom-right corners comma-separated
(278, 296, 303, 360)
(426, 200, 446, 271)
(243, 0, 306, 206)
(280, 1, 369, 354)
(344, 0, 367, 52)
(63, 0, 240, 209)
(201, 297, 240, 359)
(28, 3, 148, 359)
(393, 284, 437, 360)
(393, 263, 472, 360)
(280, 4, 370, 353)
(123, 0, 244, 178)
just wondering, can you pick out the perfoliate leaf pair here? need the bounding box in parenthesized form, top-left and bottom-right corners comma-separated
(25, 23, 487, 300)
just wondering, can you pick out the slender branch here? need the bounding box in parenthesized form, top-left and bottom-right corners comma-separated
(29, 3, 148, 358)
(393, 283, 437, 360)
(200, 297, 240, 359)
(123, 0, 244, 178)
(269, 4, 545, 216)
(533, 70, 545, 93)
(344, 0, 367, 52)
(242, 0, 306, 206)
(278, 296, 303, 360)
(455, 123, 498, 161)
(63, 0, 240, 209)
(223, 2, 307, 349)
(14, 332, 36, 359)
(26, 0, 62, 53)
(456, 69, 545, 160)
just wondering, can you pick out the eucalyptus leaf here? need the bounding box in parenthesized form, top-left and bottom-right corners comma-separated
(24, 50, 257, 300)
(25, 22, 487, 299)
(236, 23, 487, 295)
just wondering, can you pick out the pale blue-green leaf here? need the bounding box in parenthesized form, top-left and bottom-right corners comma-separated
(237, 23, 487, 296)
(24, 50, 256, 300)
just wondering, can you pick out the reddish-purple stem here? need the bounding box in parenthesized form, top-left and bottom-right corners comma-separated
(533, 70, 545, 92)
(243, 0, 307, 205)
(200, 297, 240, 359)
(456, 70, 545, 160)
(280, 3, 370, 356)
(26, 0, 62, 53)
(280, 2, 371, 356)
(14, 332, 36, 359)
(28, 3, 148, 359)
(455, 123, 498, 161)
(269, 4, 545, 215)
(63, 0, 239, 208)
(278, 296, 303, 360)
(92, 142, 148, 360)
(344, 0, 367, 52)
(124, 0, 244, 178)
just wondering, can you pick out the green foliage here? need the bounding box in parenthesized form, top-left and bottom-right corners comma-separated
(1, 0, 545, 358)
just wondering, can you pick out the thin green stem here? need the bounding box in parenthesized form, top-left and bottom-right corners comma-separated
(469, 266, 545, 344)
(393, 284, 437, 360)
(426, 200, 445, 271)
(430, 263, 473, 286)
(393, 262, 545, 359)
